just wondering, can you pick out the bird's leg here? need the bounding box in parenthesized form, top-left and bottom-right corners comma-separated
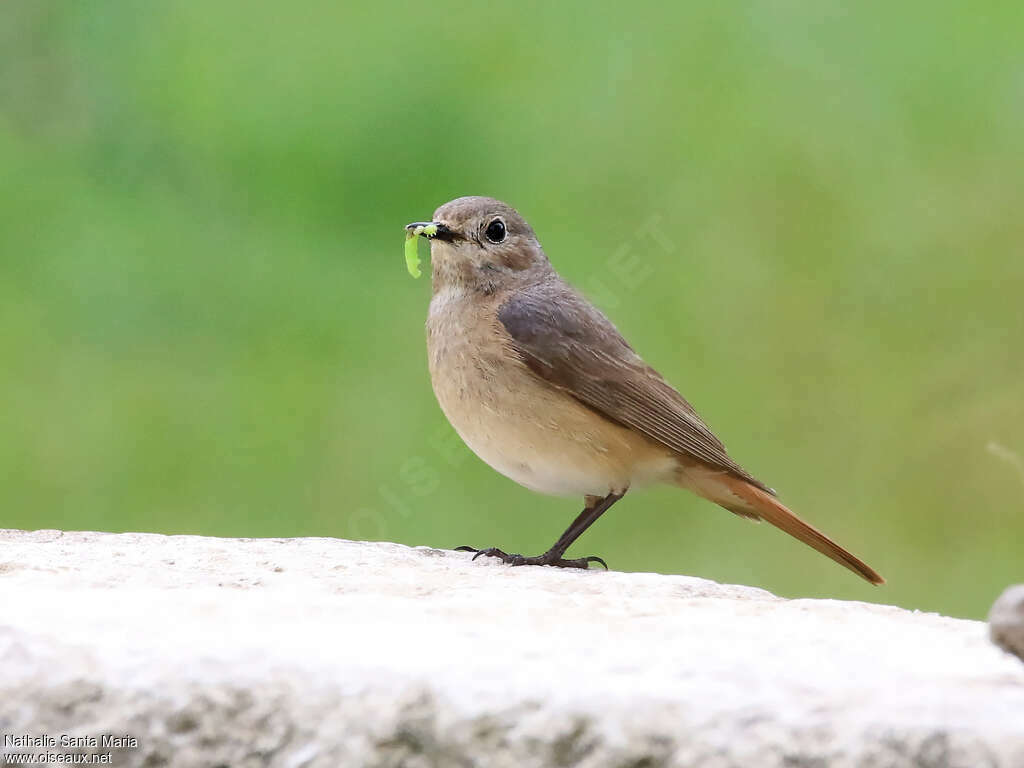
(456, 490, 626, 570)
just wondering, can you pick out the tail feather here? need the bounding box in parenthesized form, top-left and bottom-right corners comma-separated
(694, 472, 885, 585)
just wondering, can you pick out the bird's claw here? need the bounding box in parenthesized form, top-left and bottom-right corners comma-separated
(455, 546, 514, 562)
(455, 546, 608, 570)
(474, 547, 512, 562)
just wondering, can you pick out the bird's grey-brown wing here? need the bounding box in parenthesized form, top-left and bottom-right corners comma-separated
(496, 281, 772, 493)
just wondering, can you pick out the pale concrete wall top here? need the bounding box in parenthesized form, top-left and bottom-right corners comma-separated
(1, 529, 1022, 767)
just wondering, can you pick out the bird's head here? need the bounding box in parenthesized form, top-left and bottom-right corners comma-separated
(406, 196, 550, 293)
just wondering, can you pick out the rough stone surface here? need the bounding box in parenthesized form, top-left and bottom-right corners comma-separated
(0, 529, 1022, 767)
(991, 584, 1024, 664)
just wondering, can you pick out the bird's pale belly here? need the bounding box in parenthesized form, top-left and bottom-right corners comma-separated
(428, 334, 676, 497)
(447, 404, 623, 496)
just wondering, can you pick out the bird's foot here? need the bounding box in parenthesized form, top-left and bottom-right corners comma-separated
(455, 546, 607, 570)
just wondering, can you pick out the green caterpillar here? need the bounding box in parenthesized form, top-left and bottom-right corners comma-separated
(404, 223, 438, 278)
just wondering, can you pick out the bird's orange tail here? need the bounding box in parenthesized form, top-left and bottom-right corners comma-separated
(690, 472, 884, 585)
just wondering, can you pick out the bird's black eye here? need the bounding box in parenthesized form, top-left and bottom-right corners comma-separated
(484, 218, 506, 244)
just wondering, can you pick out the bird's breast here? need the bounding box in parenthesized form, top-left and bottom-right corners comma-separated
(425, 288, 676, 496)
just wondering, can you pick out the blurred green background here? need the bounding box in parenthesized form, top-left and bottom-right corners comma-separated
(2, 2, 1021, 619)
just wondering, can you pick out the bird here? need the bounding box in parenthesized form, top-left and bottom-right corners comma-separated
(406, 196, 883, 584)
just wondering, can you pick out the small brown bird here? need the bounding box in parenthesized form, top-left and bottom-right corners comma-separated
(407, 196, 883, 584)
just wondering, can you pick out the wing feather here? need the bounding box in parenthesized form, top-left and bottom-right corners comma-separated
(497, 283, 772, 493)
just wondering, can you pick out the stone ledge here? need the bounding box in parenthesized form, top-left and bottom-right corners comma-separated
(0, 529, 1022, 767)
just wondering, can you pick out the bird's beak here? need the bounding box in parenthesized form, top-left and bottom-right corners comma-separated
(404, 221, 460, 242)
